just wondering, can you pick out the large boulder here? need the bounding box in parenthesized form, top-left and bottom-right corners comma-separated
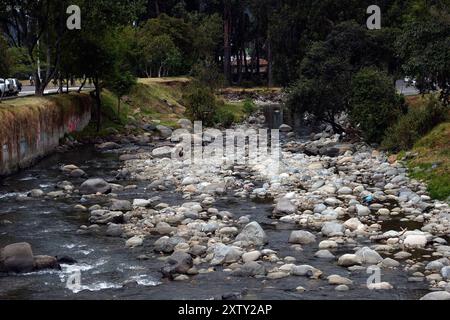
(273, 198, 297, 216)
(234, 222, 268, 247)
(321, 222, 345, 237)
(156, 125, 173, 139)
(404, 234, 428, 248)
(110, 200, 132, 212)
(355, 247, 383, 264)
(289, 230, 316, 245)
(152, 146, 174, 158)
(210, 244, 243, 265)
(420, 291, 450, 300)
(80, 178, 111, 195)
(0, 243, 35, 273)
(33, 255, 60, 271)
(161, 251, 193, 279)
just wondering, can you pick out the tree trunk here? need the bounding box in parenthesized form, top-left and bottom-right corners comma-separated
(155, 0, 160, 16)
(94, 76, 102, 133)
(268, 39, 274, 87)
(223, 1, 232, 84)
(78, 76, 87, 93)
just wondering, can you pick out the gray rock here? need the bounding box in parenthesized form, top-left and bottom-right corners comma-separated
(355, 247, 383, 264)
(161, 251, 193, 278)
(321, 222, 344, 237)
(356, 205, 371, 216)
(126, 236, 144, 248)
(211, 244, 242, 265)
(89, 210, 123, 225)
(106, 224, 123, 237)
(441, 266, 450, 280)
(152, 146, 174, 158)
(337, 187, 353, 195)
(156, 125, 173, 139)
(177, 119, 193, 129)
(235, 222, 268, 247)
(110, 200, 132, 212)
(29, 189, 44, 198)
(381, 258, 400, 268)
(154, 236, 186, 254)
(426, 260, 445, 272)
(315, 250, 336, 260)
(70, 169, 87, 178)
(279, 124, 293, 132)
(232, 261, 267, 277)
(96, 142, 120, 151)
(291, 265, 322, 279)
(420, 291, 450, 300)
(33, 255, 60, 271)
(338, 254, 362, 267)
(328, 274, 353, 285)
(289, 230, 316, 245)
(0, 242, 35, 273)
(80, 178, 111, 195)
(273, 198, 297, 215)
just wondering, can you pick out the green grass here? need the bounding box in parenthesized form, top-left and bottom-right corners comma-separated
(405, 122, 450, 201)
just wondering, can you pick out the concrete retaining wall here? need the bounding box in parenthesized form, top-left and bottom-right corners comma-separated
(0, 94, 92, 176)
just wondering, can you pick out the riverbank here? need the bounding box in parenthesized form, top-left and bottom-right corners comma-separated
(0, 94, 92, 176)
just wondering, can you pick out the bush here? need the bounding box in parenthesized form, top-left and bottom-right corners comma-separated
(381, 95, 448, 152)
(214, 109, 236, 127)
(349, 68, 405, 143)
(183, 81, 218, 127)
(243, 98, 256, 115)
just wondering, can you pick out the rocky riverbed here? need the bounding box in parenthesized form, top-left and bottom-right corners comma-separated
(1, 111, 449, 300)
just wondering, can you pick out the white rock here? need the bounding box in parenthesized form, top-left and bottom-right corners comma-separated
(367, 282, 393, 290)
(338, 254, 362, 267)
(289, 230, 316, 245)
(420, 291, 450, 300)
(242, 251, 262, 263)
(404, 235, 428, 248)
(126, 236, 144, 248)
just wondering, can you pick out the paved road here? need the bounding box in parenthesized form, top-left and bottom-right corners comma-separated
(396, 80, 420, 96)
(1, 85, 94, 101)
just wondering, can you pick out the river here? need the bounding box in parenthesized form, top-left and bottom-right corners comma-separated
(0, 133, 431, 300)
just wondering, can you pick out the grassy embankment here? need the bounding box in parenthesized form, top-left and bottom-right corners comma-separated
(78, 77, 252, 137)
(398, 95, 450, 201)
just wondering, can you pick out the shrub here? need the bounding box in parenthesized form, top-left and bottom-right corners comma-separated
(381, 95, 448, 152)
(183, 81, 218, 127)
(243, 98, 256, 115)
(349, 68, 405, 143)
(214, 109, 236, 127)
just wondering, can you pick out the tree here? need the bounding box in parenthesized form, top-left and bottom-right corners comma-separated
(0, 35, 13, 75)
(397, 4, 450, 105)
(287, 21, 400, 133)
(350, 68, 405, 143)
(108, 71, 137, 120)
(183, 81, 218, 126)
(141, 34, 182, 77)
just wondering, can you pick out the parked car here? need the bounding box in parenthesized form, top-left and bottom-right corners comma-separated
(0, 78, 6, 97)
(7, 78, 22, 96)
(0, 78, 22, 97)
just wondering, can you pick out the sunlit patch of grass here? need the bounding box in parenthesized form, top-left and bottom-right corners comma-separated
(406, 122, 450, 201)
